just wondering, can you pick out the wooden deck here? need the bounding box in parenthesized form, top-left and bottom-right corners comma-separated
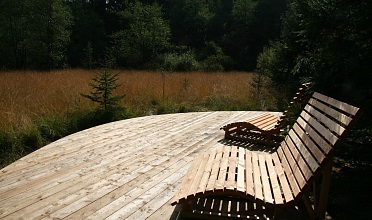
(0, 111, 280, 220)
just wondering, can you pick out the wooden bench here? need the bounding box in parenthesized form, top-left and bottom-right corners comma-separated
(172, 92, 361, 219)
(221, 83, 311, 146)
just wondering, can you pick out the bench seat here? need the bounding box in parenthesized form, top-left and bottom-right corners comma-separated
(221, 83, 311, 146)
(172, 92, 361, 219)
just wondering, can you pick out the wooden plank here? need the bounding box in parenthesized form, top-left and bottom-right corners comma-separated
(265, 154, 283, 205)
(305, 105, 345, 136)
(288, 129, 319, 173)
(236, 147, 246, 193)
(244, 150, 254, 196)
(252, 152, 264, 201)
(255, 116, 280, 130)
(0, 111, 206, 194)
(174, 153, 204, 202)
(196, 148, 217, 195)
(206, 146, 224, 192)
(111, 167, 187, 220)
(258, 154, 274, 204)
(280, 136, 308, 189)
(247, 113, 272, 124)
(1, 144, 168, 217)
(313, 92, 360, 116)
(186, 151, 212, 198)
(296, 116, 332, 154)
(1, 113, 177, 180)
(225, 146, 238, 190)
(300, 110, 338, 146)
(214, 146, 231, 190)
(282, 131, 313, 183)
(271, 153, 293, 203)
(276, 144, 301, 197)
(70, 152, 194, 219)
(293, 123, 326, 163)
(308, 98, 352, 126)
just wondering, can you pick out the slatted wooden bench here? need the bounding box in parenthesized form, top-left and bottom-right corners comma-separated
(221, 83, 311, 146)
(172, 92, 361, 219)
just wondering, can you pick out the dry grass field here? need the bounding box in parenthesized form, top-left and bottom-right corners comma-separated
(0, 69, 258, 132)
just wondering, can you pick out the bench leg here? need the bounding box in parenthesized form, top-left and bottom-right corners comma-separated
(316, 159, 333, 219)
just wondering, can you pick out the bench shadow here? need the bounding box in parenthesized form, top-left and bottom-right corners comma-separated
(217, 138, 278, 153)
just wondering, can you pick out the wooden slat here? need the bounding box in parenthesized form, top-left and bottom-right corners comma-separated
(236, 147, 246, 193)
(186, 150, 212, 198)
(308, 98, 352, 126)
(247, 113, 279, 131)
(196, 148, 217, 195)
(283, 134, 313, 183)
(252, 152, 264, 201)
(293, 122, 326, 164)
(258, 154, 274, 204)
(305, 105, 345, 136)
(247, 113, 273, 124)
(265, 154, 283, 204)
(214, 146, 230, 190)
(276, 145, 301, 197)
(280, 137, 308, 189)
(172, 153, 203, 203)
(296, 116, 332, 154)
(225, 146, 238, 190)
(288, 129, 319, 173)
(313, 92, 360, 116)
(300, 110, 338, 146)
(271, 153, 293, 203)
(206, 146, 224, 191)
(244, 150, 254, 196)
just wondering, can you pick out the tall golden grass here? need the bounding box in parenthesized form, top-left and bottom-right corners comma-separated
(0, 69, 256, 131)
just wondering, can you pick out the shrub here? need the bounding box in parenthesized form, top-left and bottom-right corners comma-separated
(163, 51, 199, 71)
(199, 42, 234, 71)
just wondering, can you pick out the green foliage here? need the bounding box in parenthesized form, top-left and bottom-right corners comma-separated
(199, 42, 233, 71)
(251, 70, 274, 110)
(257, 0, 372, 126)
(0, 131, 13, 166)
(67, 0, 106, 68)
(170, 0, 213, 48)
(112, 1, 171, 68)
(163, 51, 199, 72)
(81, 70, 126, 123)
(0, 0, 287, 71)
(0, 126, 43, 168)
(83, 70, 123, 111)
(0, 0, 72, 69)
(37, 116, 69, 142)
(205, 96, 239, 111)
(231, 0, 259, 25)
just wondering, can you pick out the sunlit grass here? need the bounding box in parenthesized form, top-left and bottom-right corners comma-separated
(0, 69, 256, 132)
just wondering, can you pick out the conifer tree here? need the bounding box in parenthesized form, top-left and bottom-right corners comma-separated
(81, 69, 125, 120)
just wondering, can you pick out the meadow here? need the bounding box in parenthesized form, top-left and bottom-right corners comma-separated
(0, 69, 260, 129)
(0, 69, 272, 167)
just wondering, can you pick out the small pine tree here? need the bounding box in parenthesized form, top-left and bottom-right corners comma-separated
(81, 69, 125, 121)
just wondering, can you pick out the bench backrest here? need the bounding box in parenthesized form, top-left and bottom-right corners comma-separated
(276, 92, 361, 196)
(275, 82, 312, 131)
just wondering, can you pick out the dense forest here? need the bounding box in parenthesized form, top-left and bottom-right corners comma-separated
(0, 0, 286, 71)
(1, 0, 371, 122)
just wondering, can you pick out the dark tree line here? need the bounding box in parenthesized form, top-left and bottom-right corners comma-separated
(257, 0, 372, 126)
(0, 0, 286, 71)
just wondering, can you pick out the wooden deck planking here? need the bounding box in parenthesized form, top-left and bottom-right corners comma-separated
(0, 111, 280, 220)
